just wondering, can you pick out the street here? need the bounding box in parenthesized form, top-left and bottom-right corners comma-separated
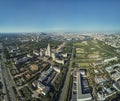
(0, 43, 17, 101)
(59, 46, 74, 101)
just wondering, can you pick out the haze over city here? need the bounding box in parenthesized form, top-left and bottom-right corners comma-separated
(0, 0, 120, 33)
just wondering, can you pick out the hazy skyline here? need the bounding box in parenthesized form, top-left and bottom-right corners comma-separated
(0, 0, 120, 33)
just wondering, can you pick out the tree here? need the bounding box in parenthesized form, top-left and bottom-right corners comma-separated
(3, 47, 10, 59)
(49, 92, 54, 98)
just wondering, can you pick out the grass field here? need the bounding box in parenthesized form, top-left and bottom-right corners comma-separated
(76, 51, 84, 54)
(76, 53, 85, 58)
(78, 63, 89, 67)
(73, 42, 85, 47)
(76, 48, 84, 54)
(73, 41, 101, 68)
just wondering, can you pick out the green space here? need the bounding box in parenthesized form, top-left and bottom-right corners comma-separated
(62, 42, 73, 53)
(19, 86, 36, 101)
(78, 63, 89, 67)
(6, 61, 14, 70)
(73, 42, 86, 47)
(76, 53, 85, 59)
(3, 47, 10, 59)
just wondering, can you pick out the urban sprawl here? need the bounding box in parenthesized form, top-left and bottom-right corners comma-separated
(0, 33, 120, 101)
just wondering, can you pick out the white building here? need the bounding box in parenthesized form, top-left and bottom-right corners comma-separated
(62, 53, 68, 58)
(33, 50, 39, 56)
(55, 59, 65, 65)
(104, 57, 118, 63)
(40, 49, 45, 57)
(45, 43, 51, 57)
(37, 82, 45, 90)
(51, 53, 56, 61)
(53, 66, 61, 73)
(37, 82, 50, 95)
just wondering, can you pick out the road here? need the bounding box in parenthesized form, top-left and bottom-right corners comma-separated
(38, 57, 55, 65)
(0, 43, 17, 101)
(56, 42, 66, 52)
(0, 43, 8, 101)
(0, 60, 8, 101)
(59, 46, 74, 101)
(6, 62, 23, 101)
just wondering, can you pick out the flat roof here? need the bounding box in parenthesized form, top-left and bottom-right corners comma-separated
(72, 93, 77, 101)
(77, 71, 92, 101)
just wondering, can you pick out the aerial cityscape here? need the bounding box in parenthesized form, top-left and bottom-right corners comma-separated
(0, 0, 120, 101)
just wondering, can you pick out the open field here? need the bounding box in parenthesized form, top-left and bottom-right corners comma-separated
(73, 42, 86, 47)
(78, 63, 89, 67)
(76, 53, 85, 59)
(76, 49, 84, 54)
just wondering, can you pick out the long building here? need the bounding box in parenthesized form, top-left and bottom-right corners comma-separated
(72, 69, 93, 101)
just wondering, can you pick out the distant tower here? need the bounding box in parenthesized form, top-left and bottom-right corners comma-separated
(47, 43, 51, 57)
(5, 37, 8, 41)
(36, 36, 39, 43)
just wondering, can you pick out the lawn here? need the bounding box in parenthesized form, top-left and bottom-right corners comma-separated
(76, 48, 84, 54)
(76, 53, 85, 59)
(78, 63, 89, 67)
(73, 42, 85, 47)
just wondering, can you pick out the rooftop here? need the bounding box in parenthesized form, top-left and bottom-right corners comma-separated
(77, 70, 92, 101)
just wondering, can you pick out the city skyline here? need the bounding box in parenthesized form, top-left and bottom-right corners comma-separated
(0, 0, 120, 33)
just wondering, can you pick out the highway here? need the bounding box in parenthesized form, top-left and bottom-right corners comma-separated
(59, 46, 74, 101)
(0, 43, 17, 101)
(0, 43, 8, 101)
(0, 60, 8, 101)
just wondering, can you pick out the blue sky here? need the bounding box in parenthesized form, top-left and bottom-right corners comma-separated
(0, 0, 120, 32)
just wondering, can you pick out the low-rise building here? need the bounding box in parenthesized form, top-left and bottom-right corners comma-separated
(111, 71, 120, 82)
(33, 50, 39, 56)
(95, 76, 108, 85)
(53, 66, 61, 73)
(104, 57, 118, 63)
(37, 82, 45, 90)
(41, 86, 50, 95)
(105, 66, 113, 73)
(15, 56, 31, 65)
(62, 53, 68, 58)
(113, 82, 120, 92)
(97, 91, 105, 101)
(37, 81, 50, 95)
(55, 59, 65, 64)
(92, 61, 103, 66)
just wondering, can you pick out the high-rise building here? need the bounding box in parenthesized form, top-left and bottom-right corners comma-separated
(47, 43, 51, 57)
